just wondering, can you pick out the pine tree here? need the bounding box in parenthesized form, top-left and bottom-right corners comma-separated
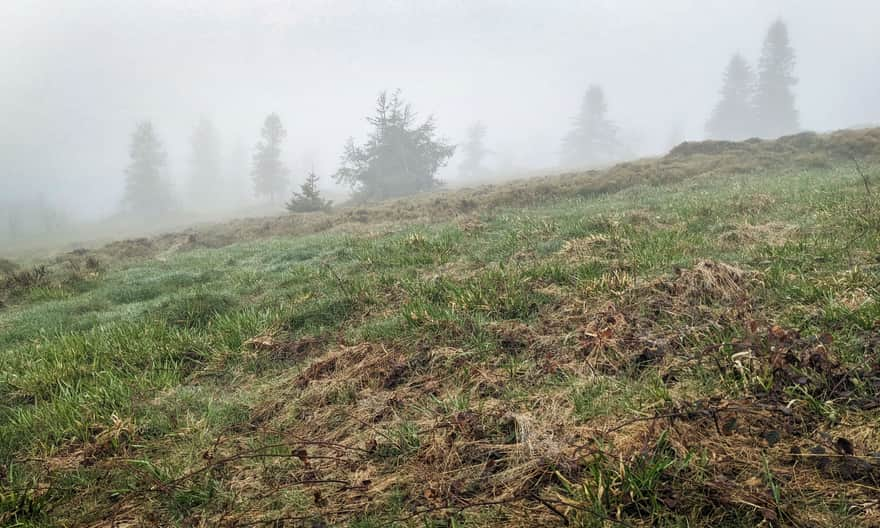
(285, 171, 332, 213)
(334, 90, 456, 201)
(188, 117, 221, 208)
(561, 85, 621, 167)
(754, 19, 799, 138)
(252, 113, 289, 202)
(458, 122, 489, 180)
(705, 53, 757, 140)
(123, 121, 173, 216)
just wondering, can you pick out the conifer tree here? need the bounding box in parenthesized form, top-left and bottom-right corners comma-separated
(123, 121, 173, 215)
(285, 171, 332, 212)
(252, 113, 289, 202)
(561, 85, 621, 167)
(188, 117, 221, 208)
(754, 19, 799, 138)
(458, 122, 489, 180)
(335, 91, 455, 201)
(705, 53, 757, 140)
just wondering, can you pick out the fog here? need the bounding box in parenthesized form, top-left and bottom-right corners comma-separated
(2, 0, 879, 236)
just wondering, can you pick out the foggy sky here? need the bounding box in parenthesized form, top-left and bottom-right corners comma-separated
(2, 0, 879, 220)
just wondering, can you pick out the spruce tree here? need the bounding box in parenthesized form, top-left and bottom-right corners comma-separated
(285, 171, 332, 212)
(188, 117, 221, 208)
(123, 121, 173, 216)
(252, 113, 289, 202)
(561, 85, 621, 167)
(334, 91, 456, 201)
(458, 122, 489, 180)
(705, 53, 757, 140)
(754, 19, 799, 138)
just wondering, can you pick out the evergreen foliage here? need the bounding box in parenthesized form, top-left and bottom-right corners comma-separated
(705, 54, 757, 140)
(188, 117, 221, 207)
(754, 19, 799, 138)
(458, 122, 489, 180)
(561, 85, 622, 167)
(252, 114, 289, 202)
(123, 121, 173, 216)
(285, 171, 332, 213)
(334, 91, 455, 201)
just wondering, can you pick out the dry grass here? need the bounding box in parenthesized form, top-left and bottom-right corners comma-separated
(46, 257, 876, 526)
(3, 129, 880, 527)
(21, 127, 877, 270)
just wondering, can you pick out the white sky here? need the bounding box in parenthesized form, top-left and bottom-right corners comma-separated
(2, 0, 879, 218)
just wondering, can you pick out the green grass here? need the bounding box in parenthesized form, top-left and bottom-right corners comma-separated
(1, 163, 879, 527)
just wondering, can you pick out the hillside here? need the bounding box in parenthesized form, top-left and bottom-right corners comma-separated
(2, 130, 880, 527)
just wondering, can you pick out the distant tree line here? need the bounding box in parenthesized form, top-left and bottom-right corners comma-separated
(706, 19, 799, 140)
(554, 19, 800, 169)
(0, 198, 68, 246)
(115, 18, 803, 220)
(120, 90, 461, 218)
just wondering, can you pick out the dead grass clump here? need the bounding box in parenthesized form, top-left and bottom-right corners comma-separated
(1, 265, 50, 305)
(405, 404, 581, 520)
(722, 323, 880, 405)
(244, 332, 325, 362)
(42, 415, 137, 473)
(582, 269, 636, 295)
(734, 192, 777, 215)
(458, 216, 486, 233)
(0, 258, 18, 276)
(719, 222, 797, 248)
(568, 392, 880, 526)
(294, 356, 340, 390)
(557, 234, 629, 263)
(2, 265, 49, 290)
(196, 342, 589, 525)
(572, 261, 756, 375)
(827, 127, 880, 160)
(668, 139, 746, 158)
(293, 344, 422, 403)
(662, 260, 752, 304)
(103, 237, 154, 259)
(577, 302, 670, 375)
(622, 209, 666, 229)
(82, 415, 137, 464)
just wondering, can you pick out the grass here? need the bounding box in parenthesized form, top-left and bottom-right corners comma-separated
(1, 136, 880, 527)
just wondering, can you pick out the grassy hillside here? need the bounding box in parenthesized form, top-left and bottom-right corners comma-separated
(1, 132, 879, 527)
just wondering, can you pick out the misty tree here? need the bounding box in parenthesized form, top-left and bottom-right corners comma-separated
(458, 122, 490, 180)
(123, 121, 173, 215)
(705, 53, 757, 140)
(252, 113, 289, 202)
(561, 85, 621, 167)
(285, 171, 332, 213)
(754, 19, 799, 138)
(334, 90, 456, 201)
(188, 117, 221, 207)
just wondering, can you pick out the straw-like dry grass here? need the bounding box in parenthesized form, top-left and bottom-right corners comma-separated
(2, 130, 880, 527)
